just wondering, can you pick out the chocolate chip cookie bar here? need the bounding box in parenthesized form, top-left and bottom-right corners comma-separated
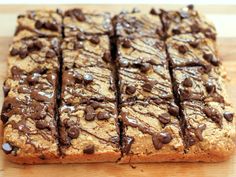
(181, 101, 235, 162)
(61, 35, 112, 69)
(160, 5, 216, 39)
(59, 101, 120, 163)
(172, 66, 229, 103)
(1, 68, 59, 164)
(166, 33, 218, 68)
(59, 32, 120, 162)
(14, 10, 62, 41)
(64, 8, 113, 37)
(119, 100, 184, 163)
(113, 9, 163, 37)
(7, 37, 60, 75)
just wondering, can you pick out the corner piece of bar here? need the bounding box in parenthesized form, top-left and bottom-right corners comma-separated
(113, 9, 163, 38)
(181, 100, 235, 162)
(119, 99, 184, 163)
(59, 101, 120, 163)
(1, 69, 59, 164)
(8, 37, 60, 75)
(63, 8, 113, 37)
(14, 9, 62, 40)
(160, 5, 216, 39)
(166, 33, 219, 68)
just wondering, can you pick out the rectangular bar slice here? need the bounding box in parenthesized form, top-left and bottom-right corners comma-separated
(166, 33, 218, 68)
(119, 99, 184, 163)
(118, 65, 173, 102)
(61, 35, 112, 69)
(59, 101, 120, 163)
(117, 36, 167, 67)
(1, 69, 59, 164)
(181, 100, 235, 161)
(63, 8, 113, 37)
(7, 37, 60, 75)
(113, 9, 163, 37)
(160, 5, 216, 39)
(14, 10, 62, 41)
(172, 66, 229, 103)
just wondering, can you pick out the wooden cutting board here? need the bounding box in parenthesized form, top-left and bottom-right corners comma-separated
(0, 4, 236, 177)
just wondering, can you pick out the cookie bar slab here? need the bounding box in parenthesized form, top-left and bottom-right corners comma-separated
(119, 100, 184, 163)
(117, 36, 167, 67)
(7, 37, 60, 75)
(61, 35, 112, 69)
(166, 33, 219, 68)
(59, 101, 120, 163)
(172, 66, 229, 103)
(119, 65, 173, 102)
(181, 101, 235, 162)
(1, 69, 59, 164)
(161, 5, 216, 39)
(14, 10, 62, 41)
(113, 9, 163, 38)
(64, 8, 113, 37)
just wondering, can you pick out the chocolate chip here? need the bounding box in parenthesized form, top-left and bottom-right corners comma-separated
(202, 64, 212, 73)
(68, 126, 80, 139)
(150, 8, 159, 15)
(2, 143, 13, 154)
(189, 40, 199, 48)
(97, 111, 110, 120)
(182, 78, 192, 87)
(172, 27, 181, 35)
(85, 106, 95, 121)
(122, 38, 131, 48)
(36, 120, 49, 130)
(152, 132, 172, 150)
(203, 52, 219, 66)
(35, 20, 43, 29)
(19, 48, 28, 59)
(140, 63, 152, 73)
(205, 81, 216, 94)
(74, 41, 83, 49)
(83, 74, 93, 84)
(102, 51, 111, 62)
(168, 103, 179, 116)
(204, 29, 216, 40)
(76, 32, 86, 41)
(178, 45, 188, 54)
(125, 85, 136, 95)
(45, 22, 58, 31)
(152, 135, 163, 150)
(158, 113, 171, 124)
(203, 106, 222, 125)
(188, 4, 194, 10)
(142, 82, 153, 92)
(34, 40, 43, 50)
(46, 50, 56, 58)
(191, 24, 201, 33)
(83, 144, 95, 154)
(159, 132, 172, 144)
(119, 58, 129, 67)
(223, 112, 234, 122)
(74, 10, 86, 21)
(90, 101, 100, 109)
(10, 48, 19, 56)
(90, 36, 100, 44)
(180, 88, 192, 100)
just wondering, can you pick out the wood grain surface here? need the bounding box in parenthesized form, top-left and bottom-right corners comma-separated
(0, 4, 236, 177)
